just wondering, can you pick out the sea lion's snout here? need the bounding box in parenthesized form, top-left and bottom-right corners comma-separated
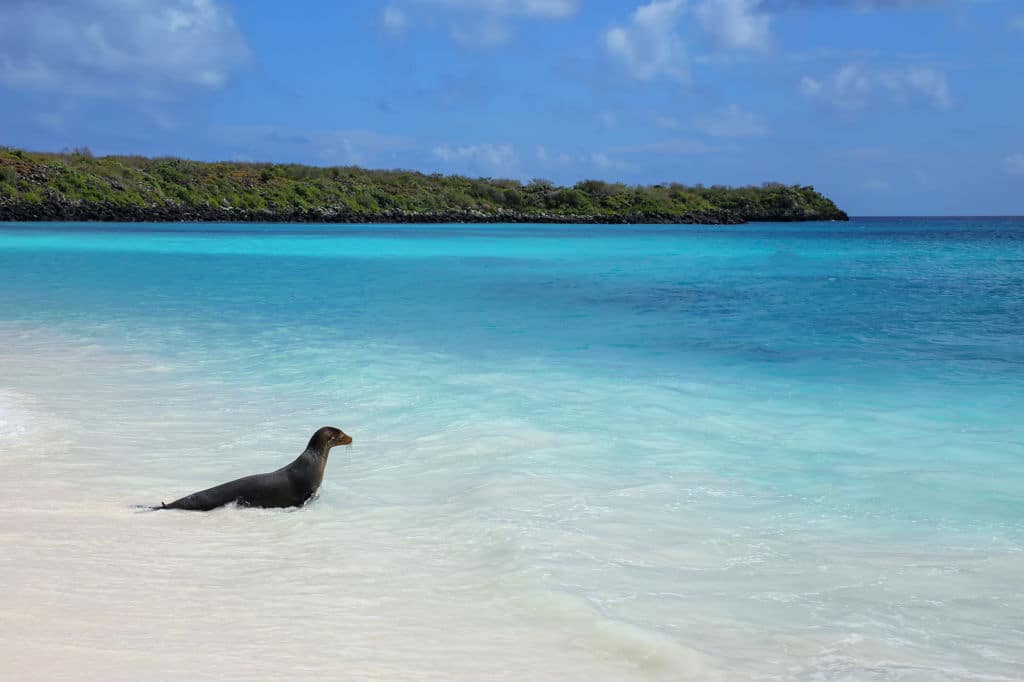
(308, 426, 353, 452)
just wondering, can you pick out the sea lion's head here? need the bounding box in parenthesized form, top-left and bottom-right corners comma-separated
(308, 426, 353, 453)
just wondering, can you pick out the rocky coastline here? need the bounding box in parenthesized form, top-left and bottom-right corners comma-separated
(0, 198, 846, 225)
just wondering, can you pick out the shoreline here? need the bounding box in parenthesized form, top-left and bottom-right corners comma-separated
(0, 200, 848, 225)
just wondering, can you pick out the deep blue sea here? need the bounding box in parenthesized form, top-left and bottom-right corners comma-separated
(0, 218, 1021, 680)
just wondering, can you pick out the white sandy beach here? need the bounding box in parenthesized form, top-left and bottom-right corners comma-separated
(2, 322, 1021, 681)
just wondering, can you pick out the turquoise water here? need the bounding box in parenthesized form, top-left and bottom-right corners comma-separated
(1, 219, 1022, 680)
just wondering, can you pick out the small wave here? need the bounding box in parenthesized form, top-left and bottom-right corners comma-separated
(0, 390, 37, 447)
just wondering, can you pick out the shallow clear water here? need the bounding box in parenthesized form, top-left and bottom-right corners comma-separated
(0, 219, 1022, 680)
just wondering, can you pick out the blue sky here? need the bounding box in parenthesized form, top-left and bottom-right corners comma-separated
(1, 0, 1022, 215)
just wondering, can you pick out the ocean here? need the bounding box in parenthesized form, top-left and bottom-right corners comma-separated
(0, 218, 1021, 680)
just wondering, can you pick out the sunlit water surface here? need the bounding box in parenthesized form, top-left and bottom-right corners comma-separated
(1, 219, 1022, 681)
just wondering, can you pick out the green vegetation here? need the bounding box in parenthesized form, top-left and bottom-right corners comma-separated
(0, 146, 847, 223)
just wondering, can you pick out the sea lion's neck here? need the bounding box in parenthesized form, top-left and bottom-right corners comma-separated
(304, 447, 330, 461)
(300, 448, 329, 489)
(288, 448, 329, 472)
(298, 448, 332, 477)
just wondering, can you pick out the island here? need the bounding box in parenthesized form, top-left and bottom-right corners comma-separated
(0, 146, 848, 224)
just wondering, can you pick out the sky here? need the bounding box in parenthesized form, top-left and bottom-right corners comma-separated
(1, 0, 1022, 215)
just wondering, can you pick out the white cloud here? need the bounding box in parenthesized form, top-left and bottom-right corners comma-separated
(902, 66, 952, 108)
(0, 0, 249, 100)
(1004, 153, 1024, 175)
(605, 0, 690, 83)
(448, 20, 513, 47)
(765, 0, 942, 10)
(799, 76, 823, 96)
(382, 6, 409, 34)
(433, 143, 517, 168)
(535, 146, 572, 163)
(606, 0, 778, 83)
(799, 64, 952, 110)
(535, 147, 619, 168)
(696, 0, 771, 51)
(219, 126, 415, 167)
(416, 0, 581, 19)
(695, 104, 766, 137)
(393, 0, 579, 46)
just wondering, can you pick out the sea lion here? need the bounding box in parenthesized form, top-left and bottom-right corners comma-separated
(154, 426, 352, 511)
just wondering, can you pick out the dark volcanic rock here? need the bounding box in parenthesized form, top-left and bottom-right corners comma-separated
(738, 207, 850, 222)
(0, 199, 751, 225)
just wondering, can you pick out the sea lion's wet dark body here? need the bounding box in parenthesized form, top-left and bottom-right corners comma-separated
(156, 427, 352, 511)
